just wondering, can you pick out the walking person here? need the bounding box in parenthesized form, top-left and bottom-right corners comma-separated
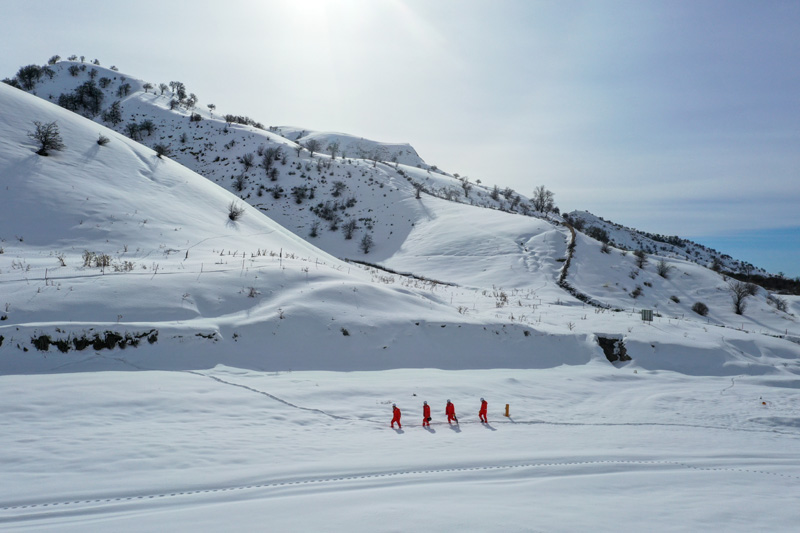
(446, 400, 457, 424)
(422, 401, 431, 427)
(391, 404, 402, 429)
(479, 397, 488, 424)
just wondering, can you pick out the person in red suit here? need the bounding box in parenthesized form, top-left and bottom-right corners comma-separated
(446, 399, 457, 424)
(479, 397, 488, 423)
(391, 404, 402, 429)
(422, 401, 431, 426)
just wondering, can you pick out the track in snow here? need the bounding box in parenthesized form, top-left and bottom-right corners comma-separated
(2, 458, 797, 524)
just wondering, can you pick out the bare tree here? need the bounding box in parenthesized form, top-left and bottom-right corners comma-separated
(634, 249, 648, 269)
(169, 81, 187, 102)
(327, 140, 340, 160)
(142, 82, 153, 93)
(342, 219, 358, 240)
(28, 121, 65, 156)
(16, 65, 43, 90)
(116, 83, 132, 97)
(124, 122, 140, 140)
(185, 93, 198, 110)
(260, 147, 281, 174)
(101, 100, 123, 125)
(153, 143, 172, 159)
(460, 178, 472, 197)
(240, 152, 255, 173)
(304, 138, 322, 157)
(656, 259, 674, 278)
(531, 185, 555, 214)
(360, 233, 374, 254)
(728, 280, 757, 315)
(207, 103, 216, 116)
(233, 174, 247, 192)
(139, 119, 155, 136)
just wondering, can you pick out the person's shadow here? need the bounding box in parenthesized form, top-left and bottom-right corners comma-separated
(481, 422, 497, 431)
(393, 428, 405, 434)
(448, 423, 461, 433)
(424, 425, 436, 434)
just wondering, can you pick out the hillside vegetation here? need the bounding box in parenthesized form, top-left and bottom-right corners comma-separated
(1, 59, 798, 376)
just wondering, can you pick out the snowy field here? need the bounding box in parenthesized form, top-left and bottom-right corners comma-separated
(2, 363, 799, 532)
(2, 63, 799, 531)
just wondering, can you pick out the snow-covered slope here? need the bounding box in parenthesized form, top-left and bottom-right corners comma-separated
(20, 61, 542, 261)
(566, 210, 764, 274)
(2, 60, 799, 378)
(3, 81, 554, 373)
(278, 127, 427, 168)
(3, 57, 800, 533)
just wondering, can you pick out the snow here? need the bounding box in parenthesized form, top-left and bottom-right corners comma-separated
(1, 61, 799, 531)
(1, 365, 799, 531)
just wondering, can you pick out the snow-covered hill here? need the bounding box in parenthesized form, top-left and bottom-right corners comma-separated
(2, 59, 799, 376)
(566, 209, 764, 275)
(2, 57, 800, 533)
(16, 61, 544, 260)
(1, 80, 538, 373)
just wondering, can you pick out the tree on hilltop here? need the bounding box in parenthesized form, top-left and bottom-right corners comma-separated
(531, 185, 555, 215)
(16, 65, 43, 90)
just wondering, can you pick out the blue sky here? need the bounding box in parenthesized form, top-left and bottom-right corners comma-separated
(2, 0, 798, 277)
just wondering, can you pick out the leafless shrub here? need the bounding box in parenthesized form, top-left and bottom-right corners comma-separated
(28, 121, 65, 156)
(634, 249, 648, 269)
(228, 201, 245, 221)
(656, 259, 675, 278)
(767, 294, 788, 312)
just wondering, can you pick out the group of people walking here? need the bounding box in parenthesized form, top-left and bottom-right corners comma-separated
(391, 398, 488, 429)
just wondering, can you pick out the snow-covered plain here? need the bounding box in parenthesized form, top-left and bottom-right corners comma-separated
(1, 64, 799, 531)
(2, 366, 799, 531)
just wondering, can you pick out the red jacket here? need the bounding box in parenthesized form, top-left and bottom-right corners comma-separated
(479, 400, 488, 414)
(392, 406, 401, 420)
(423, 404, 431, 418)
(446, 403, 455, 416)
